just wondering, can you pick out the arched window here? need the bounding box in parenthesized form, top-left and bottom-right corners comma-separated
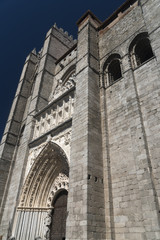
(108, 59, 122, 83)
(103, 54, 122, 86)
(49, 65, 76, 102)
(61, 65, 76, 85)
(129, 33, 154, 68)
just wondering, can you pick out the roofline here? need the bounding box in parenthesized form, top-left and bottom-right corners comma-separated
(76, 10, 102, 26)
(55, 0, 138, 64)
(99, 0, 138, 30)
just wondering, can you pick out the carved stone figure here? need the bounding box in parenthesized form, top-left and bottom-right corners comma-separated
(44, 211, 52, 240)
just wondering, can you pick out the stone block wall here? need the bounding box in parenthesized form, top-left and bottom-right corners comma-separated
(99, 1, 160, 239)
(0, 0, 160, 239)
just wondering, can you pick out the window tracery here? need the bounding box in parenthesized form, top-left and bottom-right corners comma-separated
(129, 32, 154, 68)
(53, 72, 76, 100)
(103, 54, 122, 87)
(49, 66, 76, 103)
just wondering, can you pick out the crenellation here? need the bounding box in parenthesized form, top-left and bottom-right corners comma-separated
(1, 0, 160, 239)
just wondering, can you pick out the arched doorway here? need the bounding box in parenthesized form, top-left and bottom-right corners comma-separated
(50, 190, 68, 240)
(12, 142, 69, 240)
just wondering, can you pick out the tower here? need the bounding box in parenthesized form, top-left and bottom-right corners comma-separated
(0, 0, 160, 239)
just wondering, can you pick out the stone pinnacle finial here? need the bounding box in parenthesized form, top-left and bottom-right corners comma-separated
(59, 27, 64, 33)
(53, 23, 57, 28)
(32, 48, 37, 54)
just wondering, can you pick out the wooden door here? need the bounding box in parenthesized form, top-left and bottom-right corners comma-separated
(50, 190, 68, 240)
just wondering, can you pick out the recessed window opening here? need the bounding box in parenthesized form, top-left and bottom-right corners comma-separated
(135, 38, 154, 66)
(95, 177, 98, 182)
(108, 59, 122, 83)
(88, 174, 91, 180)
(129, 33, 154, 69)
(20, 124, 25, 136)
(103, 53, 122, 87)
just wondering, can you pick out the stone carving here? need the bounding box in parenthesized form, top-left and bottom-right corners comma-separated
(27, 129, 71, 177)
(47, 173, 69, 208)
(44, 211, 52, 240)
(33, 93, 74, 140)
(29, 158, 49, 207)
(28, 142, 46, 167)
(54, 130, 71, 146)
(53, 73, 76, 100)
(19, 142, 69, 208)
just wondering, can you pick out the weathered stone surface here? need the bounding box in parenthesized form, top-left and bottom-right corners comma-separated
(0, 0, 160, 239)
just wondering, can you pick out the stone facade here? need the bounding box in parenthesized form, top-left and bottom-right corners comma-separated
(0, 0, 160, 239)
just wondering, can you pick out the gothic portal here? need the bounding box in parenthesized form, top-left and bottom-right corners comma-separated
(0, 0, 160, 239)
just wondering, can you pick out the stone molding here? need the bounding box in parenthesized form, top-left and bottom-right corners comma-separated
(33, 92, 74, 140)
(47, 173, 69, 208)
(19, 142, 69, 208)
(50, 72, 76, 101)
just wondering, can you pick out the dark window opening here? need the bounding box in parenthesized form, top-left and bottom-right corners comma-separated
(88, 174, 91, 180)
(135, 38, 154, 66)
(94, 177, 98, 182)
(20, 124, 25, 136)
(108, 59, 122, 83)
(129, 33, 154, 69)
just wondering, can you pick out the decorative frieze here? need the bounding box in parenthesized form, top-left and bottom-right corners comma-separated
(33, 92, 74, 140)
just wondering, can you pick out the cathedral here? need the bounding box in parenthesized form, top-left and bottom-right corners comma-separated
(0, 0, 160, 239)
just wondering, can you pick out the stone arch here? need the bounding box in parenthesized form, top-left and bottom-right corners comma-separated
(47, 173, 69, 208)
(13, 142, 69, 240)
(103, 53, 122, 87)
(129, 32, 154, 68)
(61, 64, 76, 84)
(20, 141, 69, 208)
(44, 174, 69, 240)
(49, 64, 76, 102)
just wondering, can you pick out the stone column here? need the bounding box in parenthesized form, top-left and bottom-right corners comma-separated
(66, 11, 106, 240)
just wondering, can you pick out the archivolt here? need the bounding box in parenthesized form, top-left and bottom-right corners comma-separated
(47, 173, 69, 208)
(19, 141, 69, 209)
(61, 64, 76, 83)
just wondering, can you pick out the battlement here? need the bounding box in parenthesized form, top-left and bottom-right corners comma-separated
(45, 23, 77, 49)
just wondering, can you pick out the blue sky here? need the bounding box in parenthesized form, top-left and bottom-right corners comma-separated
(0, 0, 125, 140)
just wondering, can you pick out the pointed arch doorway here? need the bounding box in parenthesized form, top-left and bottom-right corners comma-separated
(12, 142, 69, 240)
(50, 190, 68, 240)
